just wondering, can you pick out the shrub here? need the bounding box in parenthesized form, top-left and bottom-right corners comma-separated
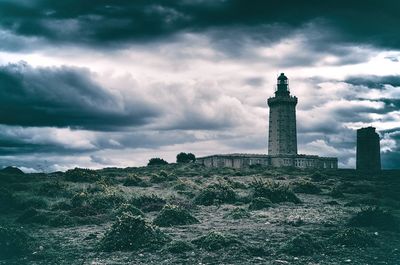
(0, 226, 31, 259)
(309, 171, 326, 182)
(17, 197, 48, 210)
(164, 240, 194, 253)
(348, 207, 399, 231)
(250, 179, 301, 204)
(153, 205, 199, 227)
(248, 197, 273, 211)
(123, 174, 148, 187)
(37, 181, 68, 197)
(99, 213, 170, 251)
(328, 185, 345, 198)
(147, 158, 168, 166)
(65, 168, 100, 182)
(291, 180, 321, 194)
(176, 152, 196, 163)
(330, 228, 376, 247)
(192, 231, 239, 251)
(150, 171, 177, 183)
(194, 182, 237, 206)
(16, 208, 49, 225)
(70, 191, 125, 216)
(0, 188, 18, 213)
(130, 195, 166, 212)
(223, 207, 251, 219)
(115, 203, 144, 217)
(280, 233, 323, 256)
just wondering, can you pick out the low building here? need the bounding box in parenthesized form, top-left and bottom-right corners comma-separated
(196, 153, 338, 170)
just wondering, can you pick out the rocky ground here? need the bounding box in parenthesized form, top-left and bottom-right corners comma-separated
(0, 164, 399, 264)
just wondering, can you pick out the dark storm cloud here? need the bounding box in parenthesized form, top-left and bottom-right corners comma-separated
(0, 62, 159, 130)
(345, 75, 400, 89)
(1, 0, 399, 50)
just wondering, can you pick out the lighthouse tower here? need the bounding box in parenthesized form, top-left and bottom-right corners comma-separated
(267, 73, 298, 155)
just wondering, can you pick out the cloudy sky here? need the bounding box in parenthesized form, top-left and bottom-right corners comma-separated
(0, 0, 399, 172)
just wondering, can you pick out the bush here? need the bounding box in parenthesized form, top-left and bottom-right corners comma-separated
(150, 171, 177, 183)
(248, 197, 273, 211)
(37, 181, 68, 197)
(330, 228, 376, 247)
(250, 179, 301, 204)
(115, 203, 144, 217)
(348, 207, 399, 231)
(147, 158, 168, 166)
(16, 208, 49, 225)
(99, 213, 170, 251)
(192, 231, 239, 251)
(309, 171, 326, 182)
(164, 240, 194, 253)
(153, 205, 199, 227)
(0, 187, 18, 213)
(291, 180, 321, 194)
(223, 207, 250, 219)
(64, 168, 100, 182)
(280, 233, 323, 256)
(194, 182, 237, 206)
(123, 174, 148, 187)
(176, 152, 196, 163)
(130, 195, 166, 212)
(70, 191, 125, 216)
(328, 185, 345, 198)
(0, 226, 31, 259)
(17, 197, 48, 210)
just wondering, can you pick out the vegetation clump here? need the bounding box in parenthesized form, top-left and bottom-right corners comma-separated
(328, 185, 345, 198)
(309, 171, 326, 182)
(164, 240, 194, 253)
(250, 179, 301, 204)
(123, 174, 148, 187)
(291, 180, 321, 194)
(0, 226, 31, 259)
(64, 168, 101, 182)
(330, 228, 376, 247)
(130, 194, 166, 212)
(0, 187, 18, 213)
(150, 170, 177, 183)
(115, 203, 144, 217)
(223, 207, 251, 219)
(280, 233, 323, 256)
(248, 197, 273, 210)
(192, 231, 239, 251)
(37, 181, 68, 197)
(348, 207, 399, 231)
(147, 158, 168, 166)
(176, 152, 196, 163)
(194, 182, 237, 206)
(99, 213, 169, 251)
(153, 205, 199, 227)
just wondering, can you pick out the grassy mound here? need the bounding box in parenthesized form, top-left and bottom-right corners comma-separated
(328, 185, 345, 198)
(123, 174, 148, 187)
(192, 231, 239, 251)
(150, 170, 177, 183)
(0, 226, 31, 259)
(164, 240, 195, 253)
(194, 182, 237, 206)
(115, 203, 144, 217)
(291, 180, 321, 194)
(248, 197, 273, 210)
(250, 179, 301, 204)
(330, 228, 376, 247)
(309, 171, 326, 182)
(64, 168, 101, 182)
(348, 207, 399, 231)
(280, 233, 323, 256)
(153, 205, 199, 227)
(130, 194, 166, 212)
(70, 191, 125, 216)
(99, 213, 169, 252)
(223, 207, 251, 219)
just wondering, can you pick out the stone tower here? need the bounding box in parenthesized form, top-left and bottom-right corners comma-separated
(356, 127, 381, 171)
(267, 73, 298, 155)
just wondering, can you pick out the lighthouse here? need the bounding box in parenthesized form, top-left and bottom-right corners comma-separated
(267, 73, 298, 155)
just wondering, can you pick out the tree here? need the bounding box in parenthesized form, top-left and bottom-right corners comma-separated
(147, 158, 168, 166)
(176, 152, 196, 163)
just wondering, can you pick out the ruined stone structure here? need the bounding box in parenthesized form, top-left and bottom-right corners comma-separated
(196, 73, 338, 169)
(356, 127, 381, 171)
